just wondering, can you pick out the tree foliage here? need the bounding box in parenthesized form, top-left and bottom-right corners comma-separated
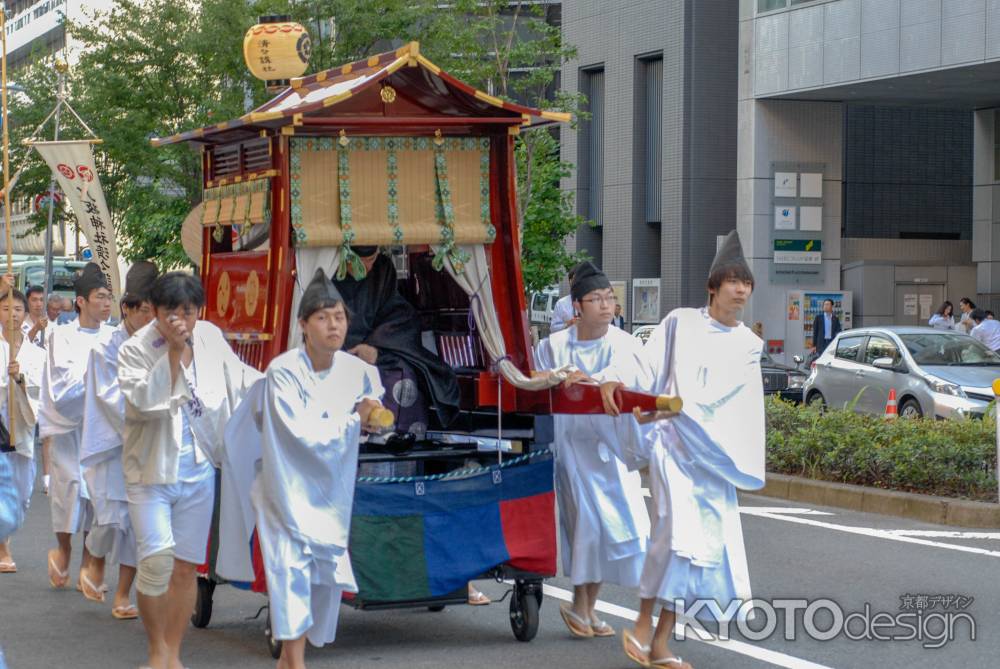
(9, 0, 590, 284)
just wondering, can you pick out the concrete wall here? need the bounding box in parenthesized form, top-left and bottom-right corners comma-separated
(561, 0, 738, 320)
(736, 96, 846, 329)
(753, 0, 1000, 97)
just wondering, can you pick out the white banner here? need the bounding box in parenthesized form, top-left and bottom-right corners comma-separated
(31, 140, 121, 298)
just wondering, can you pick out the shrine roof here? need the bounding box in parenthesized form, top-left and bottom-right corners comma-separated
(152, 42, 570, 147)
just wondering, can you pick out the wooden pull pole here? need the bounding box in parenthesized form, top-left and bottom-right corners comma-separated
(1, 11, 15, 439)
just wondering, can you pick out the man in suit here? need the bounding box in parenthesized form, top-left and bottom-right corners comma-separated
(612, 303, 625, 330)
(811, 299, 841, 356)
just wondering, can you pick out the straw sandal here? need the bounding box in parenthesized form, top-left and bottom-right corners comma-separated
(650, 657, 691, 669)
(590, 617, 616, 637)
(80, 572, 108, 603)
(112, 604, 139, 620)
(622, 629, 651, 667)
(47, 549, 69, 588)
(559, 604, 595, 638)
(467, 587, 491, 606)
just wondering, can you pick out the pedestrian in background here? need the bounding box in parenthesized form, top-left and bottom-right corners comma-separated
(969, 309, 1000, 352)
(550, 264, 582, 333)
(958, 297, 976, 333)
(612, 303, 625, 330)
(45, 293, 62, 323)
(23, 285, 48, 347)
(928, 301, 957, 330)
(56, 296, 77, 325)
(810, 299, 841, 356)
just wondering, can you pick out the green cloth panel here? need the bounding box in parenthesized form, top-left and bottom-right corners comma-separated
(350, 514, 430, 601)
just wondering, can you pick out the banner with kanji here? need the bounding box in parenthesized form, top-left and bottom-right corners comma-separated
(31, 140, 121, 298)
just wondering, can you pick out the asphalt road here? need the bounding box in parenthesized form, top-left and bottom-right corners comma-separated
(1, 488, 995, 668)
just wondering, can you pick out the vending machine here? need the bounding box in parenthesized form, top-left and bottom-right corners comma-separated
(784, 290, 853, 363)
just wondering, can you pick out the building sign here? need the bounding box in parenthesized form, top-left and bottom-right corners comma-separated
(632, 278, 661, 324)
(774, 206, 796, 230)
(774, 171, 797, 197)
(774, 239, 822, 265)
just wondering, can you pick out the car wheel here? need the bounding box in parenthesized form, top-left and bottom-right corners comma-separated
(898, 398, 923, 419)
(806, 391, 826, 410)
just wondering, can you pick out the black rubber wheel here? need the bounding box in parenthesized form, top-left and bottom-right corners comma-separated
(899, 397, 923, 419)
(509, 585, 540, 642)
(266, 610, 283, 659)
(427, 604, 446, 612)
(190, 578, 215, 629)
(806, 391, 826, 410)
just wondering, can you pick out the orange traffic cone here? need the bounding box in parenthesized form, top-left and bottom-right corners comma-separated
(884, 389, 898, 419)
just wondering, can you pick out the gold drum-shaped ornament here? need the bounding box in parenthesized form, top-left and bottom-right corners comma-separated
(243, 16, 311, 87)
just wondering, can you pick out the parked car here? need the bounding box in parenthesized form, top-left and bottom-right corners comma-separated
(529, 287, 559, 325)
(761, 351, 808, 403)
(802, 326, 1000, 419)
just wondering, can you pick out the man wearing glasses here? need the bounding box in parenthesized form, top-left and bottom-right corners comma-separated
(39, 263, 115, 593)
(534, 262, 651, 640)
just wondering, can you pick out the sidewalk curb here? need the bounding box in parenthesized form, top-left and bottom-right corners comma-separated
(757, 473, 1000, 528)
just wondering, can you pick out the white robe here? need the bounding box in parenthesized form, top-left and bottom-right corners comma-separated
(615, 308, 765, 622)
(1, 337, 45, 516)
(80, 325, 135, 566)
(549, 294, 574, 333)
(534, 325, 651, 588)
(40, 321, 113, 534)
(219, 348, 382, 646)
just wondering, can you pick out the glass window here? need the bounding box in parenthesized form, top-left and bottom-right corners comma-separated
(579, 67, 604, 228)
(637, 55, 662, 224)
(864, 336, 901, 366)
(835, 336, 865, 362)
(531, 293, 549, 313)
(758, 0, 787, 12)
(900, 333, 1000, 366)
(995, 112, 1000, 182)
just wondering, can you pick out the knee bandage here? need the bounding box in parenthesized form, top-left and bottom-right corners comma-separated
(136, 548, 174, 596)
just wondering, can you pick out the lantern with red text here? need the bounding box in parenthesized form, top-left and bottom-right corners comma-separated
(243, 15, 311, 91)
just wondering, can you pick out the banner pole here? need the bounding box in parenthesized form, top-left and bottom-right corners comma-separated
(43, 66, 65, 299)
(1, 11, 15, 438)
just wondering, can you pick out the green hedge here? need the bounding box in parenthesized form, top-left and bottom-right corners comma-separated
(766, 397, 998, 501)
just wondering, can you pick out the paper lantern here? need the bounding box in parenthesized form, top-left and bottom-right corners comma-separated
(243, 15, 311, 89)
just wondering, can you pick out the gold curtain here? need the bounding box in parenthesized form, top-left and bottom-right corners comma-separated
(289, 136, 494, 249)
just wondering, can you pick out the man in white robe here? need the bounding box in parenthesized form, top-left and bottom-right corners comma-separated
(23, 285, 48, 348)
(605, 231, 766, 669)
(248, 269, 385, 669)
(0, 289, 46, 573)
(80, 261, 158, 618)
(534, 262, 651, 639)
(548, 264, 581, 333)
(119, 271, 260, 669)
(40, 263, 115, 592)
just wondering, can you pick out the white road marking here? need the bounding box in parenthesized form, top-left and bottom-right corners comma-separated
(739, 507, 834, 516)
(884, 530, 1000, 540)
(543, 584, 836, 669)
(740, 509, 1000, 559)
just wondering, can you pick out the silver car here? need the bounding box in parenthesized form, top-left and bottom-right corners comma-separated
(802, 326, 1000, 419)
